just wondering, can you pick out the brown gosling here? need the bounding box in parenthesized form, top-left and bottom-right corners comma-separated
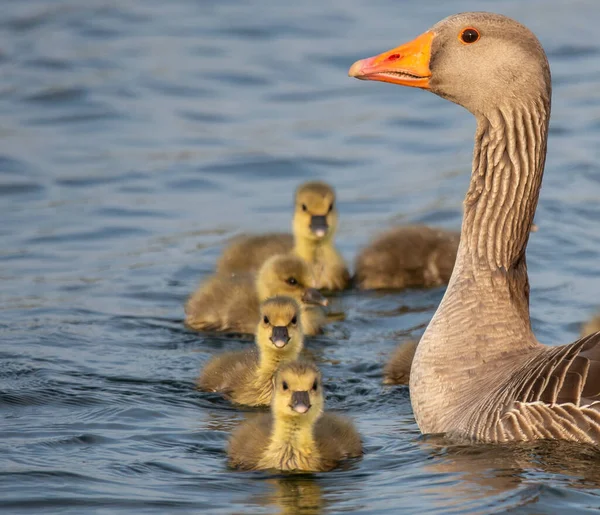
(217, 181, 350, 291)
(198, 297, 303, 406)
(355, 223, 538, 291)
(382, 340, 419, 385)
(354, 225, 460, 290)
(581, 313, 600, 337)
(185, 254, 328, 335)
(228, 361, 362, 472)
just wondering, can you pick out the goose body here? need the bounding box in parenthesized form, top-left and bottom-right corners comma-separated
(185, 254, 327, 336)
(228, 361, 362, 471)
(198, 297, 303, 406)
(355, 226, 459, 290)
(217, 181, 350, 291)
(350, 12, 600, 444)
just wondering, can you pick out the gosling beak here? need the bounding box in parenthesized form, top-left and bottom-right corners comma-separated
(348, 30, 433, 89)
(310, 215, 328, 239)
(291, 391, 311, 414)
(270, 326, 290, 348)
(302, 287, 328, 307)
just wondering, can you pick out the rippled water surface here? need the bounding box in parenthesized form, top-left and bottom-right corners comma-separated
(3, 0, 600, 513)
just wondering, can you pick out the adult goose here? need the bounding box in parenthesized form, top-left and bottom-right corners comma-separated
(350, 12, 600, 444)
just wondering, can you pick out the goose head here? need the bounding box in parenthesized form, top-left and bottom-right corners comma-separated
(349, 12, 551, 116)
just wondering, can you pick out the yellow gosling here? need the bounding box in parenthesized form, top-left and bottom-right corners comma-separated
(217, 181, 350, 291)
(228, 361, 362, 472)
(198, 297, 303, 406)
(185, 254, 328, 335)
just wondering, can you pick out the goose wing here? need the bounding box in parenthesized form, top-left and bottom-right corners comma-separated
(493, 332, 600, 443)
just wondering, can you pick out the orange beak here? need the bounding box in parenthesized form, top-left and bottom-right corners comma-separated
(348, 31, 434, 89)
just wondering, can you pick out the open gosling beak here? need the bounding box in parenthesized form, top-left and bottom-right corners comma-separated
(291, 391, 311, 414)
(348, 30, 433, 89)
(302, 287, 328, 307)
(310, 215, 328, 239)
(270, 326, 290, 349)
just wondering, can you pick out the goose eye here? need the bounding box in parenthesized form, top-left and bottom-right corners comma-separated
(460, 27, 480, 44)
(328, 203, 334, 213)
(282, 381, 289, 391)
(286, 277, 298, 286)
(291, 315, 297, 325)
(263, 316, 269, 324)
(301, 204, 307, 212)
(312, 380, 318, 391)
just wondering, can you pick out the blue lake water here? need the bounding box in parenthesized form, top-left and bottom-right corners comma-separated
(2, 0, 600, 513)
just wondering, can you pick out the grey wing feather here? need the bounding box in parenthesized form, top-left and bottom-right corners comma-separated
(489, 332, 600, 443)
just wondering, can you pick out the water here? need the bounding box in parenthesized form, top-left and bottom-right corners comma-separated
(2, 0, 600, 513)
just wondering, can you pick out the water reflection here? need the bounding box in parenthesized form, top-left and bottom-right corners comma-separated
(250, 476, 326, 515)
(419, 436, 600, 512)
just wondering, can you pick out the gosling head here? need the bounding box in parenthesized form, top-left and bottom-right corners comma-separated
(256, 297, 304, 358)
(256, 255, 328, 308)
(293, 181, 338, 243)
(272, 361, 324, 424)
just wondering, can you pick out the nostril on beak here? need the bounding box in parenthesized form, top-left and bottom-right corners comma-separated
(302, 288, 328, 307)
(291, 391, 311, 413)
(270, 326, 290, 348)
(310, 216, 328, 238)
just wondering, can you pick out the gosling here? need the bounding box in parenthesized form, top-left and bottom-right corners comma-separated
(217, 181, 350, 291)
(355, 223, 538, 291)
(382, 340, 418, 385)
(228, 361, 363, 472)
(185, 254, 328, 335)
(354, 225, 460, 290)
(581, 313, 600, 337)
(198, 297, 303, 406)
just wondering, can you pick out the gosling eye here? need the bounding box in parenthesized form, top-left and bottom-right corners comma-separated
(328, 203, 334, 213)
(286, 277, 298, 286)
(312, 380, 318, 391)
(282, 381, 289, 391)
(301, 204, 307, 212)
(459, 27, 480, 44)
(291, 315, 297, 325)
(263, 315, 269, 324)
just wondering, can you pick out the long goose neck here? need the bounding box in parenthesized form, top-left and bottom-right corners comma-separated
(460, 98, 550, 275)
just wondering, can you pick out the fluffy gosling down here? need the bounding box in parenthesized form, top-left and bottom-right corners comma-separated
(185, 254, 328, 335)
(383, 340, 419, 386)
(228, 361, 362, 472)
(354, 225, 460, 290)
(198, 297, 303, 406)
(354, 223, 538, 291)
(217, 181, 350, 291)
